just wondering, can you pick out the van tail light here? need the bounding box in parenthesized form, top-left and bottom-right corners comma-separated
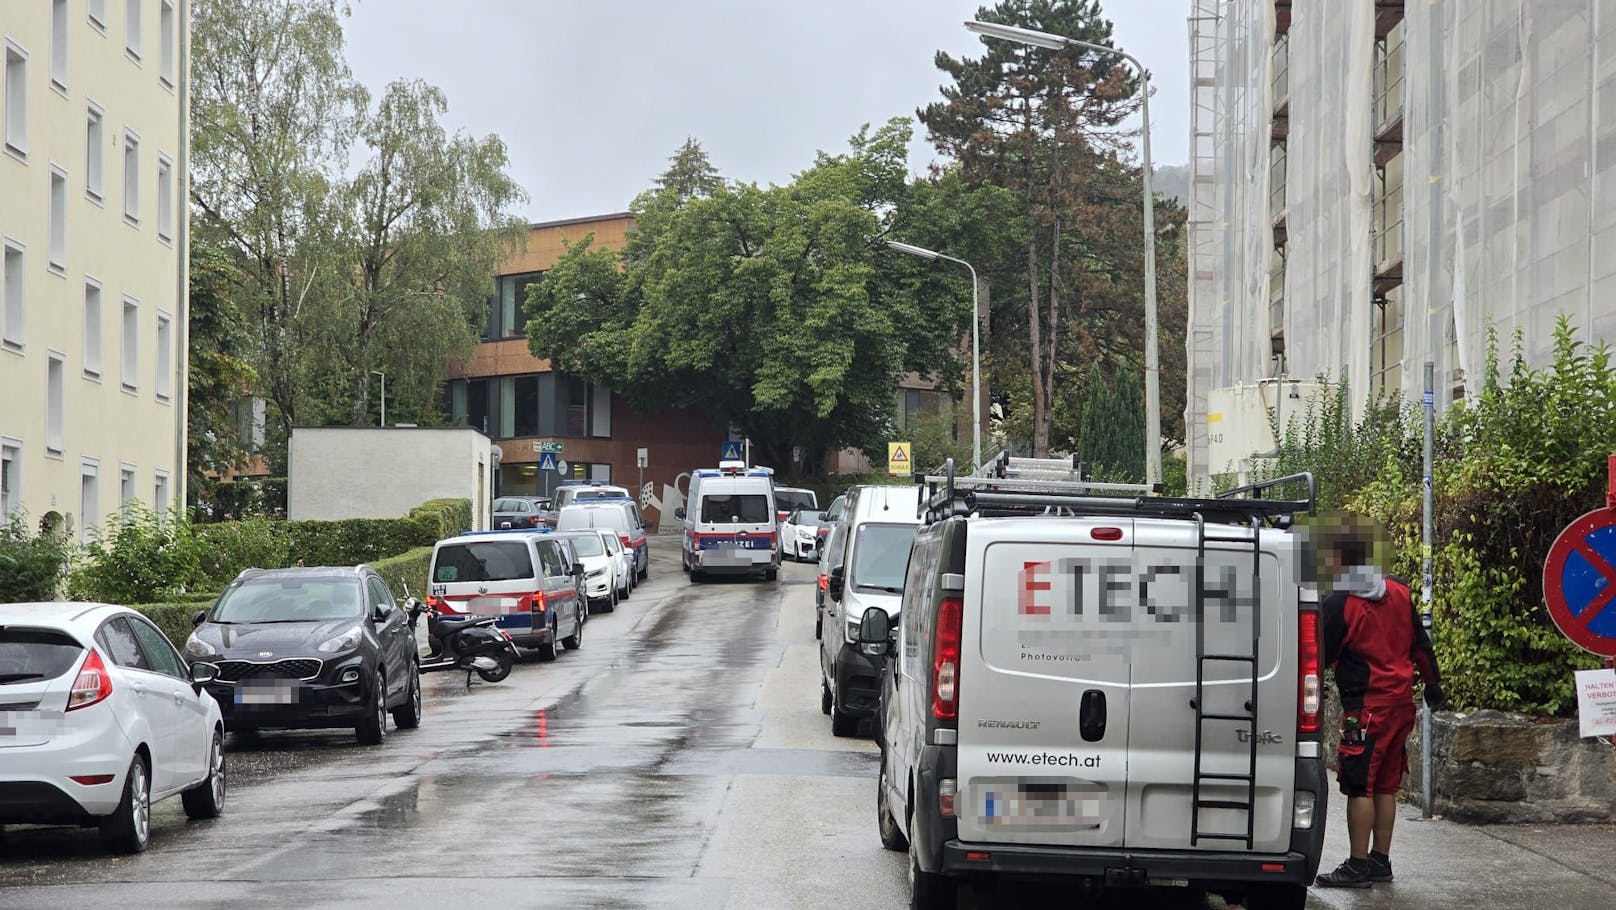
(67, 649, 114, 712)
(932, 596, 964, 720)
(619, 534, 632, 547)
(818, 573, 828, 592)
(1298, 610, 1320, 735)
(531, 590, 548, 614)
(689, 531, 703, 549)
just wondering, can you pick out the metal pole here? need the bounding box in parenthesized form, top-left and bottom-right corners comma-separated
(1421, 361, 1435, 817)
(1139, 72, 1161, 487)
(966, 261, 982, 470)
(380, 374, 386, 428)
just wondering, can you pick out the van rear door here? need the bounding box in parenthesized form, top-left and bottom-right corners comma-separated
(1124, 520, 1296, 854)
(955, 519, 1133, 849)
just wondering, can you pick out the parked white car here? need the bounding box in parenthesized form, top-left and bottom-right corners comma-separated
(597, 529, 634, 602)
(780, 508, 827, 562)
(0, 603, 227, 853)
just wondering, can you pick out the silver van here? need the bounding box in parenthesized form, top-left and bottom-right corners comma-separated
(818, 485, 921, 737)
(867, 455, 1325, 910)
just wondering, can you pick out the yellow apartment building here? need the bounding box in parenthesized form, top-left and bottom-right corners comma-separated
(0, 0, 188, 538)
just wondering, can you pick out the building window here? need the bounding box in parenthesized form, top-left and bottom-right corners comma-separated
(590, 383, 611, 438)
(123, 130, 139, 225)
(153, 469, 169, 517)
(85, 102, 104, 202)
(563, 375, 588, 437)
(494, 272, 545, 339)
(155, 311, 172, 402)
(1, 437, 20, 517)
(119, 464, 136, 514)
(51, 0, 68, 92)
(4, 40, 26, 159)
(89, 0, 107, 32)
(125, 0, 142, 62)
(79, 460, 99, 543)
(49, 166, 67, 272)
(121, 297, 138, 392)
(156, 155, 173, 243)
(466, 378, 490, 435)
(2, 239, 23, 350)
(159, 0, 175, 88)
(228, 398, 266, 453)
(46, 352, 65, 455)
(83, 279, 101, 378)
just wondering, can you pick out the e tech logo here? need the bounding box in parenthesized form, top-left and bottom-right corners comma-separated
(1017, 558, 1256, 623)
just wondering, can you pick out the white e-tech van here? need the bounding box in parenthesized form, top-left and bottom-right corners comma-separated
(868, 454, 1325, 910)
(678, 466, 779, 582)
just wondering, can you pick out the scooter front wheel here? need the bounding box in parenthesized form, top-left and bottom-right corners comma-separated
(476, 650, 514, 683)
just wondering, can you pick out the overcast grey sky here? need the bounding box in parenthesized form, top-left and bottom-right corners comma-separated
(343, 1, 1190, 223)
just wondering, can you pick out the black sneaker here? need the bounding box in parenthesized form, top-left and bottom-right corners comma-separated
(1315, 858, 1375, 888)
(1367, 852, 1394, 882)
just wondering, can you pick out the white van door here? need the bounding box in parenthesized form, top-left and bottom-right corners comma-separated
(1124, 522, 1296, 854)
(955, 521, 1134, 849)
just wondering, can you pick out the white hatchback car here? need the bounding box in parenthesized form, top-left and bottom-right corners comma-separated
(596, 529, 635, 601)
(0, 603, 226, 853)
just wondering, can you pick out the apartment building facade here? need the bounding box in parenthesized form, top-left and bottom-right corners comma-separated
(1187, 0, 1616, 487)
(1, 0, 188, 537)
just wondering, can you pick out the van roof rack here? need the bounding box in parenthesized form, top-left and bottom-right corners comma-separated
(917, 449, 1315, 527)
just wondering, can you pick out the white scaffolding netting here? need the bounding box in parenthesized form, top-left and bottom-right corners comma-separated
(1186, 0, 1616, 490)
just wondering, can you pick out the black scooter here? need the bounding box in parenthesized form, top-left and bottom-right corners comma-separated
(404, 596, 518, 684)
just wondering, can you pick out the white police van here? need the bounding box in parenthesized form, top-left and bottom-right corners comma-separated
(868, 453, 1325, 910)
(677, 464, 780, 582)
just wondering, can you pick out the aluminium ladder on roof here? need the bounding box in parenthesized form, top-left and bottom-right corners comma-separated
(1189, 513, 1264, 850)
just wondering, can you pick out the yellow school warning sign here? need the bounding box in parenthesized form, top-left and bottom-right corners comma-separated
(888, 442, 912, 476)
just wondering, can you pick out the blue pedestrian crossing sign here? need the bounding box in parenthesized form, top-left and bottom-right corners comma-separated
(720, 441, 744, 462)
(538, 452, 559, 472)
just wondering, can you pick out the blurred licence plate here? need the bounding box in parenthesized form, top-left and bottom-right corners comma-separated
(706, 548, 747, 566)
(981, 779, 1104, 830)
(469, 596, 508, 613)
(235, 683, 298, 705)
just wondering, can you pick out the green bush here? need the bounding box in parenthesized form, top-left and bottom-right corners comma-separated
(0, 514, 76, 603)
(68, 505, 203, 604)
(373, 546, 433, 602)
(193, 518, 290, 589)
(408, 498, 473, 539)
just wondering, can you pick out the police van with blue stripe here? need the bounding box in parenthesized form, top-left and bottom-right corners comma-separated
(677, 463, 780, 582)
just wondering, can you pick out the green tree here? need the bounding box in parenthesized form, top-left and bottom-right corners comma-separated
(919, 0, 1186, 459)
(528, 122, 998, 470)
(1075, 363, 1144, 482)
(186, 243, 258, 504)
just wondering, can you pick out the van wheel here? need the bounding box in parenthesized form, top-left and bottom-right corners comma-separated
(536, 614, 560, 662)
(821, 679, 833, 716)
(690, 568, 705, 584)
(908, 829, 957, 910)
(831, 704, 859, 737)
(1244, 883, 1307, 910)
(765, 568, 778, 582)
(878, 760, 908, 851)
(562, 606, 583, 650)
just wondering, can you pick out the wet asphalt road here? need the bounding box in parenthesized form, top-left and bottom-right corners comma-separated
(5, 548, 1606, 908)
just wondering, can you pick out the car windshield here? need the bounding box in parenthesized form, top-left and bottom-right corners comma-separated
(776, 491, 816, 512)
(560, 533, 605, 556)
(493, 498, 529, 513)
(212, 578, 364, 623)
(849, 523, 918, 592)
(557, 508, 628, 532)
(0, 629, 85, 683)
(701, 494, 771, 524)
(433, 541, 535, 583)
(793, 510, 826, 527)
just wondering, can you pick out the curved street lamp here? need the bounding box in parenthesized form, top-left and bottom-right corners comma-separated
(964, 20, 1161, 486)
(886, 240, 982, 470)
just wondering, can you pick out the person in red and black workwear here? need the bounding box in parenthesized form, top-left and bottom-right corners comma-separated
(1314, 527, 1445, 889)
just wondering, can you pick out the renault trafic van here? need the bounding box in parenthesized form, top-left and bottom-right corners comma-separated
(867, 454, 1325, 910)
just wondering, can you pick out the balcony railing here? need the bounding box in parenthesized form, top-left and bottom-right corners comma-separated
(1373, 178, 1404, 272)
(1373, 26, 1406, 136)
(1269, 143, 1287, 221)
(1272, 33, 1289, 113)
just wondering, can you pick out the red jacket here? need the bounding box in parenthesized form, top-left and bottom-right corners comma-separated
(1321, 575, 1440, 710)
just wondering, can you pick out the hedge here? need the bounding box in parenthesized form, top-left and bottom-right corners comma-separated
(135, 599, 218, 652)
(190, 498, 469, 580)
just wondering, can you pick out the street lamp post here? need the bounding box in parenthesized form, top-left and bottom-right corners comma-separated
(372, 370, 386, 428)
(963, 20, 1161, 486)
(886, 241, 982, 470)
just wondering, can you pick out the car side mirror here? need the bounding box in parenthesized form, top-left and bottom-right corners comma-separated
(371, 605, 389, 623)
(674, 507, 686, 520)
(828, 565, 845, 600)
(859, 607, 892, 657)
(572, 562, 585, 577)
(191, 609, 207, 626)
(189, 661, 219, 690)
